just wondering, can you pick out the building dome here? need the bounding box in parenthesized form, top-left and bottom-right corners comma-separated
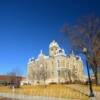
(49, 40, 59, 48)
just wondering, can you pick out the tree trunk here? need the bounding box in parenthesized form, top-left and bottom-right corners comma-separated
(93, 57, 98, 85)
(68, 71, 72, 83)
(94, 66, 97, 85)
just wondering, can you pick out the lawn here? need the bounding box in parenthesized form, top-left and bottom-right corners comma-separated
(0, 84, 89, 100)
(80, 84, 100, 92)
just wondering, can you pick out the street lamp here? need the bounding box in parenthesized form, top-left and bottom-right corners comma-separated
(83, 47, 94, 97)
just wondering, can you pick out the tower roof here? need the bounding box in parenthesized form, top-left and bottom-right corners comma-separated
(37, 50, 48, 59)
(38, 50, 44, 57)
(49, 40, 59, 48)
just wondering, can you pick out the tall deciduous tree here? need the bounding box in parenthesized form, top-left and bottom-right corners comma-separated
(7, 71, 21, 88)
(61, 15, 100, 85)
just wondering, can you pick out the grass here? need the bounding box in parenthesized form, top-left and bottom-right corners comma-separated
(0, 84, 89, 100)
(80, 84, 100, 92)
(93, 84, 100, 91)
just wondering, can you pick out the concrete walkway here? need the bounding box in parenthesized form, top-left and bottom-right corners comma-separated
(0, 93, 70, 100)
(0, 97, 17, 100)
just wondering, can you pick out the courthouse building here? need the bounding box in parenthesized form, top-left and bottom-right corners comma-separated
(27, 40, 85, 84)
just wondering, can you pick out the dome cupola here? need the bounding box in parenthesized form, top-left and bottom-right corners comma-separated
(49, 40, 59, 57)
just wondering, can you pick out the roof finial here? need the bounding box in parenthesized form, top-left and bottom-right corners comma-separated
(72, 50, 74, 55)
(49, 40, 59, 48)
(53, 40, 56, 42)
(40, 49, 43, 54)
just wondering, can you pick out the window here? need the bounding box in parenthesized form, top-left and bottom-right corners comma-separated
(59, 49, 62, 53)
(76, 57, 79, 60)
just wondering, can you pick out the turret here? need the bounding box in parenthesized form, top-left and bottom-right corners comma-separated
(49, 40, 59, 57)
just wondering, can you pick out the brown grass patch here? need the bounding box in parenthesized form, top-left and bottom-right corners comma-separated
(0, 84, 89, 100)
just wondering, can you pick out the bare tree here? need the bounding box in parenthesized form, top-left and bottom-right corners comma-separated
(7, 72, 16, 84)
(71, 67, 78, 83)
(33, 62, 48, 86)
(7, 68, 22, 88)
(39, 63, 47, 86)
(63, 68, 72, 83)
(61, 14, 100, 85)
(34, 63, 41, 83)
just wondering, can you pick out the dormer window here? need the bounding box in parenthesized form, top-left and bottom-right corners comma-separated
(59, 49, 62, 53)
(31, 58, 34, 61)
(76, 57, 79, 60)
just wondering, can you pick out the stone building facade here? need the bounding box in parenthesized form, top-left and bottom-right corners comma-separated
(27, 40, 85, 84)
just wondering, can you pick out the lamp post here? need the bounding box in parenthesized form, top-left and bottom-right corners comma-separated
(83, 48, 94, 97)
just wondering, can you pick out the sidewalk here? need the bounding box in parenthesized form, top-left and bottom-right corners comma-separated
(0, 93, 70, 100)
(0, 97, 17, 100)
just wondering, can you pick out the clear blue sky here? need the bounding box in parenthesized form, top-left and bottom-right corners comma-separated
(0, 0, 99, 76)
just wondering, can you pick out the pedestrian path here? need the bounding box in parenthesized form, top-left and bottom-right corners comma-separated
(0, 93, 70, 100)
(0, 97, 17, 100)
